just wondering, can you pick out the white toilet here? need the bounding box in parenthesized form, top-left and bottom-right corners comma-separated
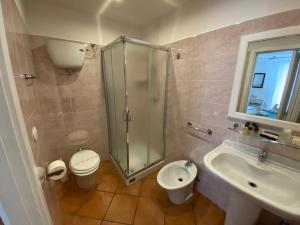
(157, 160, 197, 204)
(69, 149, 100, 189)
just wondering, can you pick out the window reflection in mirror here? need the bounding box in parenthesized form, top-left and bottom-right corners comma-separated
(247, 50, 293, 119)
(238, 36, 300, 123)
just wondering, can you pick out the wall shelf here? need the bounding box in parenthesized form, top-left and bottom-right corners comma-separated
(228, 127, 300, 150)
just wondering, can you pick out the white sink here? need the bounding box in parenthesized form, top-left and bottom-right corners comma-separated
(204, 140, 300, 225)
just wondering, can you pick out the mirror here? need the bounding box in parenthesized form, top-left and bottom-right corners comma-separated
(239, 48, 300, 122)
(229, 26, 300, 131)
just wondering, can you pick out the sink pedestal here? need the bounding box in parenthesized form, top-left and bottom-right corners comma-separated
(225, 192, 262, 225)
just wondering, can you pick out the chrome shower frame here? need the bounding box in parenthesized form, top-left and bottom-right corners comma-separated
(101, 36, 170, 182)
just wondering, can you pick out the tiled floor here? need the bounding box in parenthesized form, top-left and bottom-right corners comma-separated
(58, 160, 225, 225)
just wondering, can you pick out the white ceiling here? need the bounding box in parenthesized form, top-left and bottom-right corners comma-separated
(30, 0, 189, 27)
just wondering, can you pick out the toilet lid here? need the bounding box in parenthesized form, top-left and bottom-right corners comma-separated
(70, 150, 100, 172)
(72, 162, 99, 173)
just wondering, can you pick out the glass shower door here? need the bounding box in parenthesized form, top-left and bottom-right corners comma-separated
(126, 43, 168, 174)
(102, 43, 128, 172)
(148, 48, 168, 164)
(126, 43, 149, 173)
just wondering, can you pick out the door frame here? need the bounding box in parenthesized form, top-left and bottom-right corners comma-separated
(0, 2, 53, 225)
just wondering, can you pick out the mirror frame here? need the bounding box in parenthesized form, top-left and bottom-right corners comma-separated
(228, 26, 300, 132)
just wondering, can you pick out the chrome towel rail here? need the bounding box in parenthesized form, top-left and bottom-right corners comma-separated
(186, 121, 213, 135)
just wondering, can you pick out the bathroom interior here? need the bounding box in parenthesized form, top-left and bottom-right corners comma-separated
(1, 0, 300, 225)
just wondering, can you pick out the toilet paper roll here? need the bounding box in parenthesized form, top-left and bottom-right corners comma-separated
(47, 160, 67, 181)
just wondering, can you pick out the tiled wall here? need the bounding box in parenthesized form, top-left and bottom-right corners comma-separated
(2, 0, 109, 220)
(30, 36, 109, 163)
(2, 0, 61, 224)
(165, 8, 300, 213)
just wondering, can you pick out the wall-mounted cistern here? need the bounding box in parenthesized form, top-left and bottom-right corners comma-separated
(258, 149, 268, 162)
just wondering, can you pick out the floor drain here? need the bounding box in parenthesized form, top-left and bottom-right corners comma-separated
(178, 178, 183, 182)
(248, 181, 257, 188)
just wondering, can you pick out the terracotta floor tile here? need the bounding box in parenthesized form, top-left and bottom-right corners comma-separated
(134, 197, 164, 225)
(116, 180, 141, 196)
(62, 213, 74, 225)
(105, 194, 138, 224)
(97, 160, 110, 174)
(72, 216, 101, 225)
(59, 160, 224, 225)
(77, 191, 113, 219)
(62, 175, 79, 193)
(195, 204, 225, 225)
(140, 178, 163, 198)
(101, 222, 126, 225)
(194, 195, 225, 225)
(97, 160, 119, 176)
(96, 162, 107, 179)
(146, 169, 159, 179)
(96, 174, 121, 192)
(140, 178, 169, 206)
(165, 201, 196, 225)
(55, 181, 65, 199)
(104, 161, 119, 175)
(60, 188, 92, 214)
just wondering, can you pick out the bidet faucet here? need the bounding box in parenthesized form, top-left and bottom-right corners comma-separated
(185, 159, 193, 167)
(78, 145, 85, 151)
(258, 149, 267, 162)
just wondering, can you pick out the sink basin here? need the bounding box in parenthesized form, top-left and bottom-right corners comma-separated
(204, 140, 300, 224)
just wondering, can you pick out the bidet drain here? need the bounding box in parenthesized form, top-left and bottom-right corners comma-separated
(178, 178, 183, 182)
(248, 181, 257, 188)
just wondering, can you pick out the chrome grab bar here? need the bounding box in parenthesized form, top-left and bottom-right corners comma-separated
(186, 121, 213, 135)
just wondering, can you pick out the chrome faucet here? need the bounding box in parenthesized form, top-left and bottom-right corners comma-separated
(185, 159, 193, 167)
(78, 145, 85, 151)
(258, 150, 267, 162)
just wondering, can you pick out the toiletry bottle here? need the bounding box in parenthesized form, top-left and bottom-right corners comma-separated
(252, 123, 259, 135)
(244, 122, 250, 134)
(248, 125, 253, 134)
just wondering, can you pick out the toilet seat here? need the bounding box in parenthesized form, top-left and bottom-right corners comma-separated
(70, 150, 100, 176)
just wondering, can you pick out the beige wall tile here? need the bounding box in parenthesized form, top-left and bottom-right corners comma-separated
(30, 36, 109, 162)
(166, 9, 300, 214)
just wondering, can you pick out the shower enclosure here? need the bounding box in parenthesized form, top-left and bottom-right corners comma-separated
(101, 36, 169, 180)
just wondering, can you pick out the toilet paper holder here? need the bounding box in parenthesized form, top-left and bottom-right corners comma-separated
(35, 160, 67, 183)
(46, 169, 65, 180)
(45, 159, 67, 181)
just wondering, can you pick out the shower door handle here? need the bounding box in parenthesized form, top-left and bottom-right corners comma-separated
(127, 110, 131, 121)
(123, 110, 127, 121)
(123, 110, 132, 122)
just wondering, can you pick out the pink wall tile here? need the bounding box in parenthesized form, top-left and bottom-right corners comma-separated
(1, 0, 63, 224)
(166, 9, 300, 213)
(30, 36, 109, 164)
